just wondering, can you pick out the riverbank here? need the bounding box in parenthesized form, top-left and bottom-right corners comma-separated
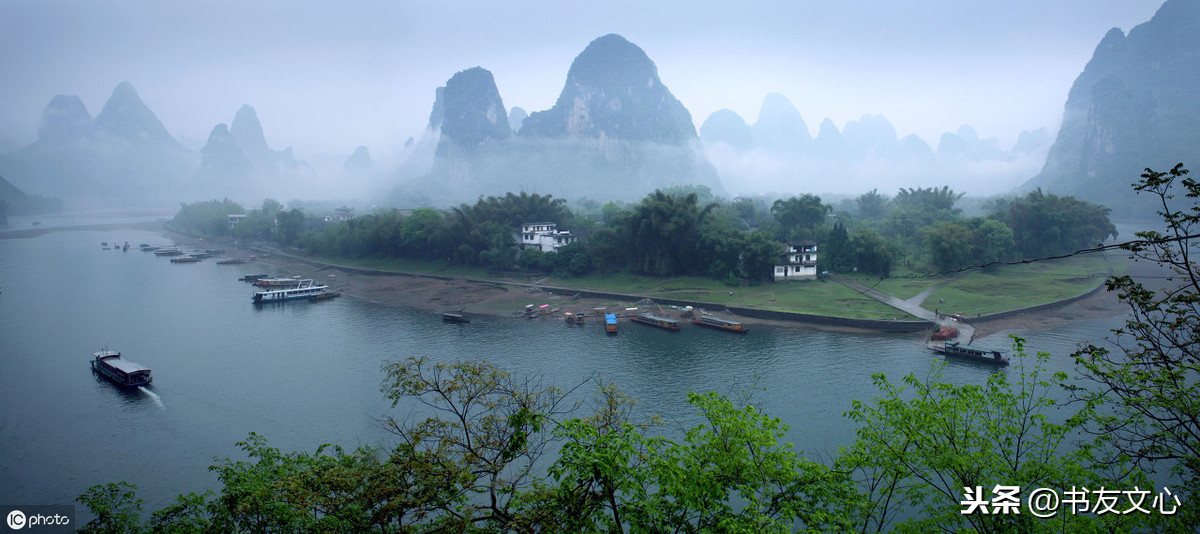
(239, 242, 1128, 339)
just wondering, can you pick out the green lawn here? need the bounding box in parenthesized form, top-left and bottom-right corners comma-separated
(921, 254, 1113, 316)
(292, 251, 1115, 321)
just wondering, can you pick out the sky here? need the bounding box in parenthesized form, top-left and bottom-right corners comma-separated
(0, 0, 1168, 167)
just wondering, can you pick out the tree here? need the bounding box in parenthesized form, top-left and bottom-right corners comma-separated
(850, 229, 895, 277)
(855, 189, 891, 219)
(840, 339, 1148, 532)
(1071, 163, 1200, 528)
(998, 188, 1116, 257)
(77, 482, 143, 534)
(924, 221, 975, 272)
(771, 194, 830, 241)
(625, 190, 715, 276)
(274, 208, 305, 246)
(822, 221, 853, 273)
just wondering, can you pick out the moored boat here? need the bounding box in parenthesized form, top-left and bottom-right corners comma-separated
(442, 312, 469, 323)
(154, 248, 184, 257)
(170, 256, 201, 263)
(91, 349, 152, 387)
(254, 277, 302, 287)
(605, 313, 618, 334)
(240, 273, 270, 282)
(630, 313, 680, 331)
(691, 315, 748, 333)
(933, 341, 1009, 365)
(216, 258, 247, 265)
(252, 279, 332, 303)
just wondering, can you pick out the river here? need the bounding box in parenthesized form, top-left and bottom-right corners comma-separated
(0, 220, 1132, 515)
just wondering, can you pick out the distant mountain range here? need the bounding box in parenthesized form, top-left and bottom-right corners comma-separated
(396, 34, 722, 204)
(1, 2, 1196, 213)
(698, 93, 1051, 197)
(1020, 0, 1200, 217)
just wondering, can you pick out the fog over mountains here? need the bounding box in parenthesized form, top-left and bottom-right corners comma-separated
(0, 1, 1194, 214)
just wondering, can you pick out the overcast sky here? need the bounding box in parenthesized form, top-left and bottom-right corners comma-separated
(0, 0, 1167, 162)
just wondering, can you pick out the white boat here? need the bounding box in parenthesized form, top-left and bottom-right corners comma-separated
(252, 279, 331, 304)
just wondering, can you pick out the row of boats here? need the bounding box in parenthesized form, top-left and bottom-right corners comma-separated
(613, 312, 749, 334)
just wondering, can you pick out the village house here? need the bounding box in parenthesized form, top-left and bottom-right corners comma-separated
(519, 222, 578, 252)
(774, 240, 818, 281)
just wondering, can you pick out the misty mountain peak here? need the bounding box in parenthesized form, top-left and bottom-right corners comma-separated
(752, 93, 811, 151)
(700, 109, 754, 150)
(519, 33, 696, 144)
(435, 66, 511, 155)
(230, 104, 270, 156)
(94, 81, 175, 143)
(343, 145, 373, 173)
(38, 95, 93, 141)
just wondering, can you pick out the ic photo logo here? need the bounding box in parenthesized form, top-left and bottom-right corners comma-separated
(3, 508, 71, 531)
(6, 510, 25, 530)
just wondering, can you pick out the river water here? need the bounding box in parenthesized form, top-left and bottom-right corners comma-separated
(0, 221, 1133, 514)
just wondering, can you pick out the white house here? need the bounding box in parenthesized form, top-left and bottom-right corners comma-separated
(774, 240, 818, 281)
(519, 222, 578, 252)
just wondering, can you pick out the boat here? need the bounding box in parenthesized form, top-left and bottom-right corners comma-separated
(252, 279, 332, 303)
(933, 341, 1009, 365)
(254, 277, 302, 287)
(240, 273, 270, 282)
(442, 312, 469, 323)
(170, 256, 201, 263)
(91, 349, 152, 387)
(692, 315, 748, 333)
(309, 291, 341, 301)
(604, 313, 618, 334)
(216, 258, 247, 265)
(564, 312, 585, 325)
(630, 313, 681, 331)
(154, 248, 184, 257)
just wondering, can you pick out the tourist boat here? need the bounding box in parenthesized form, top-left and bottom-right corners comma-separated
(253, 277, 301, 287)
(933, 341, 1009, 366)
(252, 279, 331, 303)
(630, 313, 680, 331)
(442, 312, 469, 323)
(170, 256, 201, 263)
(692, 315, 748, 333)
(91, 349, 152, 387)
(605, 313, 618, 334)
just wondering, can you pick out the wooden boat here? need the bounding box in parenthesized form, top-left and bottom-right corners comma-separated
(310, 291, 341, 301)
(91, 349, 152, 387)
(630, 313, 680, 331)
(154, 248, 184, 257)
(564, 312, 585, 325)
(933, 341, 1009, 366)
(691, 315, 748, 333)
(604, 313, 618, 334)
(254, 277, 302, 287)
(240, 273, 270, 282)
(170, 256, 201, 263)
(252, 279, 332, 303)
(217, 258, 247, 265)
(442, 312, 469, 323)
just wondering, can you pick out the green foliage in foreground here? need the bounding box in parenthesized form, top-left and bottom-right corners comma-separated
(79, 342, 1178, 533)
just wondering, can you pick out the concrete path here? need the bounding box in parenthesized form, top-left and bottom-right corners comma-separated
(829, 274, 975, 343)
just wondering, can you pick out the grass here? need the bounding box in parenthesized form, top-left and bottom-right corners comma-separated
(921, 254, 1113, 316)
(292, 250, 1116, 321)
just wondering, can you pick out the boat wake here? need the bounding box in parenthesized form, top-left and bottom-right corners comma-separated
(139, 386, 165, 409)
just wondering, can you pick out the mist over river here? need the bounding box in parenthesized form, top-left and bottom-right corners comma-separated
(0, 221, 1131, 514)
